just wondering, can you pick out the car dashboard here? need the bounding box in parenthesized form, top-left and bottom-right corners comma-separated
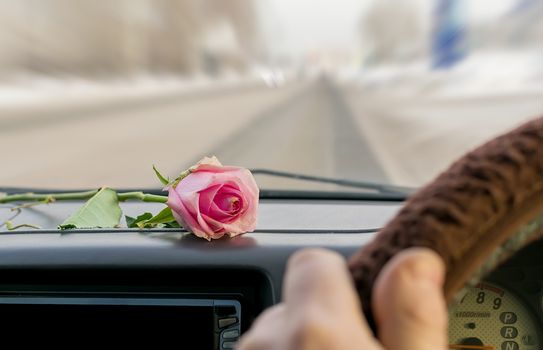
(0, 197, 542, 349)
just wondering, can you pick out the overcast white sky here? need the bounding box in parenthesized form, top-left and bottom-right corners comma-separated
(267, 0, 370, 55)
(263, 0, 519, 58)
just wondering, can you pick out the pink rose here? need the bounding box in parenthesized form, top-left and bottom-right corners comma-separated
(167, 157, 259, 240)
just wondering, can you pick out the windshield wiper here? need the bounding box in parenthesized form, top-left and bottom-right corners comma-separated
(249, 169, 415, 196)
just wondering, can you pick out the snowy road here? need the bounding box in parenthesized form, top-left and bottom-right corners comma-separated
(0, 78, 386, 190)
(2, 75, 543, 190)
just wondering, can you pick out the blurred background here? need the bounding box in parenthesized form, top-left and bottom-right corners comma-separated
(0, 0, 542, 189)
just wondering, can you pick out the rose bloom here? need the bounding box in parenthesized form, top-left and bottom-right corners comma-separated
(167, 157, 259, 240)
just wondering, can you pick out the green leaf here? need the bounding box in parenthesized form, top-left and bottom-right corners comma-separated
(126, 212, 153, 228)
(59, 188, 122, 230)
(136, 207, 177, 229)
(126, 207, 180, 229)
(153, 165, 170, 186)
(163, 221, 181, 228)
(125, 216, 135, 228)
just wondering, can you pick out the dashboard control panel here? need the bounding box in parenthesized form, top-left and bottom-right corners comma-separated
(0, 295, 241, 349)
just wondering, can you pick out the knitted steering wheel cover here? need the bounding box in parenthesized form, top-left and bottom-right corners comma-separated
(349, 116, 543, 330)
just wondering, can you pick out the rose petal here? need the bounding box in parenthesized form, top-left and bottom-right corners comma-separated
(208, 202, 237, 222)
(177, 171, 215, 192)
(172, 177, 220, 238)
(195, 156, 223, 167)
(198, 184, 222, 214)
(167, 189, 208, 238)
(213, 190, 243, 213)
(235, 169, 259, 199)
(203, 206, 257, 236)
(189, 200, 221, 235)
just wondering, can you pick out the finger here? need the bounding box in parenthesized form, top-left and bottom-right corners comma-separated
(373, 248, 448, 350)
(283, 248, 375, 339)
(284, 249, 361, 313)
(237, 304, 287, 350)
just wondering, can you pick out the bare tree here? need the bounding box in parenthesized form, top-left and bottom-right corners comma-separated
(360, 0, 429, 64)
(0, 0, 262, 78)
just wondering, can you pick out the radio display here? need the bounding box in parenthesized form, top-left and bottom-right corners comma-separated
(0, 296, 241, 348)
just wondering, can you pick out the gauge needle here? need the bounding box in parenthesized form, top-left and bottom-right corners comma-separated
(449, 345, 494, 350)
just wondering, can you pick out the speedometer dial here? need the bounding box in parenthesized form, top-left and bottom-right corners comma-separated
(449, 282, 540, 350)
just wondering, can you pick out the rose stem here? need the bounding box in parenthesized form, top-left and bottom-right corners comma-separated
(0, 190, 168, 204)
(116, 192, 168, 203)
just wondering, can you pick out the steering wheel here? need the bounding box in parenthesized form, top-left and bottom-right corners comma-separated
(349, 116, 543, 331)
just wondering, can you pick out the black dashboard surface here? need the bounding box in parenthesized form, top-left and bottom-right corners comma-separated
(0, 198, 402, 344)
(1, 197, 542, 348)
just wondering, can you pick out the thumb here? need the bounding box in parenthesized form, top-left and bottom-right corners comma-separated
(372, 248, 448, 350)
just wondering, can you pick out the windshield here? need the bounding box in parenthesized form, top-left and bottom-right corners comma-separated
(1, 0, 542, 191)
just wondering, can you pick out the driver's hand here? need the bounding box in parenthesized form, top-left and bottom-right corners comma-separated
(237, 248, 447, 350)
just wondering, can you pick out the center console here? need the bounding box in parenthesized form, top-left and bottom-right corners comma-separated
(0, 268, 273, 349)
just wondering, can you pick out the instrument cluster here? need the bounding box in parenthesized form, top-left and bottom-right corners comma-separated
(448, 242, 543, 350)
